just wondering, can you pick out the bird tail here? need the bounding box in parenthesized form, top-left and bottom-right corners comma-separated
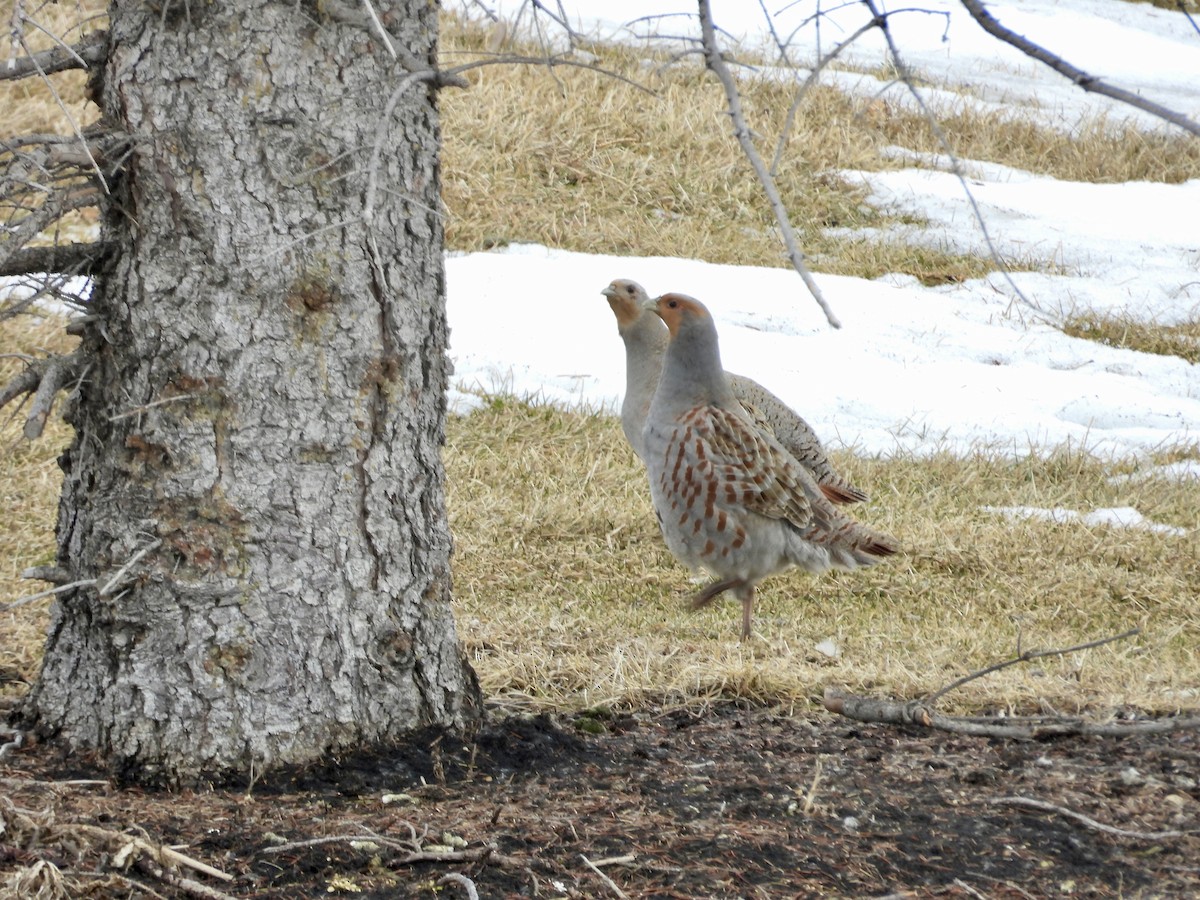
(798, 519, 898, 569)
(819, 480, 870, 505)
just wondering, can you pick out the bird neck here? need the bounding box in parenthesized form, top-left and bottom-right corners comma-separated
(621, 315, 668, 388)
(620, 316, 668, 454)
(658, 318, 736, 412)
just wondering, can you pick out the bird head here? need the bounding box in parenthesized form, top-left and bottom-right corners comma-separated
(600, 279, 650, 330)
(647, 292, 711, 338)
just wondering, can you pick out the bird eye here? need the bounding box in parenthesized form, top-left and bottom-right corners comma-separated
(668, 299, 678, 308)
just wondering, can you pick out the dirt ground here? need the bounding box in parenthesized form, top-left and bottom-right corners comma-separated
(3, 704, 1199, 899)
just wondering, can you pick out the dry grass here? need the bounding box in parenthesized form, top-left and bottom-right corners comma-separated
(439, 15, 1200, 280)
(0, 0, 101, 140)
(439, 19, 1035, 280)
(0, 315, 76, 701)
(1063, 313, 1200, 365)
(2, 5, 1199, 719)
(0, 0, 105, 245)
(445, 398, 1200, 717)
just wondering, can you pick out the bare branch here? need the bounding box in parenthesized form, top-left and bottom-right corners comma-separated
(862, 0, 1046, 320)
(0, 28, 105, 81)
(696, 0, 841, 328)
(441, 53, 653, 94)
(958, 0, 1200, 138)
(0, 365, 41, 410)
(769, 17, 879, 177)
(0, 350, 82, 438)
(23, 353, 70, 438)
(0, 187, 104, 272)
(923, 627, 1141, 705)
(825, 686, 1200, 739)
(22, 565, 73, 585)
(1181, 2, 1200, 37)
(823, 626, 1200, 739)
(16, 32, 109, 195)
(0, 241, 111, 278)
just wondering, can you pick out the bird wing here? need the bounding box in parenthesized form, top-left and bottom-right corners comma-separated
(729, 374, 869, 505)
(695, 404, 826, 531)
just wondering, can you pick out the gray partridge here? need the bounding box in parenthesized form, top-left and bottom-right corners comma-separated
(601, 278, 867, 504)
(641, 292, 897, 640)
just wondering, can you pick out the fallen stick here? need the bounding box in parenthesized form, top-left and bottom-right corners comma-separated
(988, 796, 1196, 841)
(581, 853, 630, 899)
(823, 687, 1200, 739)
(823, 627, 1200, 738)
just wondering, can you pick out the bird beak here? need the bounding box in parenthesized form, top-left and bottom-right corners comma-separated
(642, 295, 659, 313)
(601, 285, 617, 298)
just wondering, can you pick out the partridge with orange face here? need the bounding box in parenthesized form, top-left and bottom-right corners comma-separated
(642, 292, 896, 639)
(600, 278, 867, 504)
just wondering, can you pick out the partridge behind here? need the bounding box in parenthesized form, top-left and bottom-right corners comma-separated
(601, 278, 867, 504)
(642, 292, 897, 639)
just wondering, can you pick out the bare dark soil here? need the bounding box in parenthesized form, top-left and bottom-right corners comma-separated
(3, 704, 1199, 898)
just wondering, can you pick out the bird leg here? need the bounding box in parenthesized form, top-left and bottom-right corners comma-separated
(690, 577, 744, 611)
(737, 583, 757, 641)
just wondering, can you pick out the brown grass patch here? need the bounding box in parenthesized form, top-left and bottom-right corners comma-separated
(1063, 313, 1200, 364)
(446, 399, 1200, 717)
(0, 314, 77, 701)
(439, 15, 1200, 284)
(0, 0, 104, 139)
(3, 7, 1198, 720)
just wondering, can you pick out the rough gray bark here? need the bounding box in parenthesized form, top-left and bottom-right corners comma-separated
(22, 0, 481, 783)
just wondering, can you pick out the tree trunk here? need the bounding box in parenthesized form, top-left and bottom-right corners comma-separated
(22, 0, 480, 784)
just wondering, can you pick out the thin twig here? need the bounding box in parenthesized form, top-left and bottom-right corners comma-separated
(697, 0, 841, 328)
(17, 32, 109, 195)
(1181, 2, 1200, 37)
(109, 394, 198, 422)
(861, 0, 1044, 320)
(261, 833, 416, 855)
(363, 70, 440, 224)
(923, 627, 1140, 705)
(580, 854, 630, 899)
(2, 579, 96, 611)
(959, 0, 1200, 137)
(989, 796, 1195, 841)
(769, 17, 879, 177)
(0, 729, 23, 761)
(0, 28, 105, 81)
(821, 626, 1200, 739)
(133, 858, 238, 900)
(98, 539, 163, 597)
(952, 879, 989, 900)
(438, 873, 481, 900)
(360, 0, 397, 59)
(440, 53, 655, 95)
(824, 687, 1200, 738)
